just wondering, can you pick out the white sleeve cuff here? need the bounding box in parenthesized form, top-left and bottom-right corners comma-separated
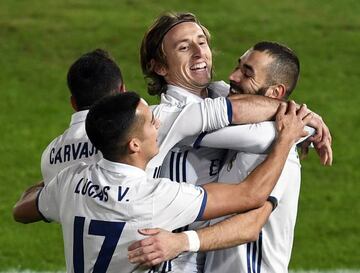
(183, 230, 200, 252)
(201, 97, 230, 132)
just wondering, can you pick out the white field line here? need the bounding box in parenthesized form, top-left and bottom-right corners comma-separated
(290, 271, 360, 273)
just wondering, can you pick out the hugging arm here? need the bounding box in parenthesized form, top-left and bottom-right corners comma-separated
(128, 202, 273, 266)
(13, 181, 45, 224)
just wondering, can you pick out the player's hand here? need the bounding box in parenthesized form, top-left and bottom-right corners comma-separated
(128, 228, 188, 267)
(275, 101, 313, 144)
(300, 111, 333, 166)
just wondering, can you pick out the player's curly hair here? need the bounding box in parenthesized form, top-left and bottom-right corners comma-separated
(140, 12, 211, 96)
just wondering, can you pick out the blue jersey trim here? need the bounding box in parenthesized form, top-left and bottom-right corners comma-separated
(193, 132, 208, 149)
(247, 243, 251, 273)
(226, 98, 233, 123)
(182, 150, 189, 182)
(257, 231, 263, 273)
(175, 152, 181, 182)
(169, 152, 175, 181)
(195, 187, 208, 221)
(36, 188, 51, 223)
(252, 239, 257, 272)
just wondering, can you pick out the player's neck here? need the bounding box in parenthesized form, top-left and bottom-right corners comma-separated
(117, 155, 147, 171)
(185, 87, 208, 98)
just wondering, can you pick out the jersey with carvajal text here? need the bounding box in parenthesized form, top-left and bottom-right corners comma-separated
(41, 110, 102, 184)
(41, 92, 231, 185)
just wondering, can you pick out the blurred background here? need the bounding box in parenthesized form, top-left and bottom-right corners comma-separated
(0, 0, 359, 271)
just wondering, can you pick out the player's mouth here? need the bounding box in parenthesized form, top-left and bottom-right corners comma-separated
(190, 62, 207, 72)
(230, 82, 244, 94)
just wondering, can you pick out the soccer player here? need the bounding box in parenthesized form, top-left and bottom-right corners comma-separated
(140, 11, 332, 272)
(202, 41, 311, 273)
(13, 91, 310, 273)
(127, 42, 324, 273)
(41, 49, 125, 183)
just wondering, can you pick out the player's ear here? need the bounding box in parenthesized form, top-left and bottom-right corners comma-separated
(70, 96, 78, 111)
(267, 84, 286, 99)
(152, 59, 168, 77)
(128, 138, 141, 154)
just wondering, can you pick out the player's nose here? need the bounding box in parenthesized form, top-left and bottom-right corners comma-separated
(229, 69, 242, 83)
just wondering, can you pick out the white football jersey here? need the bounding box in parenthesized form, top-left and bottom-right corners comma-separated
(41, 91, 231, 184)
(158, 83, 230, 273)
(148, 83, 231, 179)
(204, 124, 314, 273)
(38, 158, 207, 273)
(41, 110, 102, 184)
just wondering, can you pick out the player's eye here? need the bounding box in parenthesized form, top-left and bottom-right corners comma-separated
(178, 44, 189, 51)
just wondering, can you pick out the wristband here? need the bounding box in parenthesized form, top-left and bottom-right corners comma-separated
(267, 196, 278, 211)
(183, 230, 200, 252)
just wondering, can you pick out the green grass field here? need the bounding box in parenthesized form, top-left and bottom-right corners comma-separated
(1, 0, 359, 271)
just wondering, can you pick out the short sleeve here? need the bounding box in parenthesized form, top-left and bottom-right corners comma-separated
(152, 178, 207, 230)
(38, 176, 61, 222)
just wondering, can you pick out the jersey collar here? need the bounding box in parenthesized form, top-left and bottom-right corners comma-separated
(70, 110, 89, 126)
(164, 82, 230, 105)
(165, 85, 204, 104)
(97, 158, 147, 177)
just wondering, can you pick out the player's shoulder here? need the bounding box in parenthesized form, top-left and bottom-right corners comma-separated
(153, 177, 204, 195)
(208, 81, 230, 98)
(53, 162, 88, 186)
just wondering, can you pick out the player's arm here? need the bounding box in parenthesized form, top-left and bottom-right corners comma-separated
(228, 94, 332, 165)
(229, 94, 282, 124)
(197, 123, 315, 154)
(128, 201, 273, 266)
(199, 102, 310, 219)
(151, 97, 231, 165)
(13, 181, 45, 223)
(195, 122, 276, 153)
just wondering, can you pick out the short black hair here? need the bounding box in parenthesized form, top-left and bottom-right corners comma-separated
(253, 41, 300, 98)
(67, 49, 123, 110)
(85, 92, 141, 161)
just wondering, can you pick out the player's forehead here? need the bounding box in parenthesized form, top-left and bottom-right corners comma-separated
(239, 49, 273, 70)
(136, 99, 152, 121)
(163, 22, 206, 47)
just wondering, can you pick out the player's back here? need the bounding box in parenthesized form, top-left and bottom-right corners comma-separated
(39, 159, 206, 273)
(40, 110, 102, 183)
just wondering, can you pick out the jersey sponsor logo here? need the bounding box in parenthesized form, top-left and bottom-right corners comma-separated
(49, 142, 99, 165)
(209, 159, 222, 176)
(74, 178, 109, 202)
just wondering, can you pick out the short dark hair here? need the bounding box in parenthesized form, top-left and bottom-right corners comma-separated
(67, 49, 123, 110)
(253, 41, 300, 98)
(140, 12, 211, 96)
(85, 92, 141, 161)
